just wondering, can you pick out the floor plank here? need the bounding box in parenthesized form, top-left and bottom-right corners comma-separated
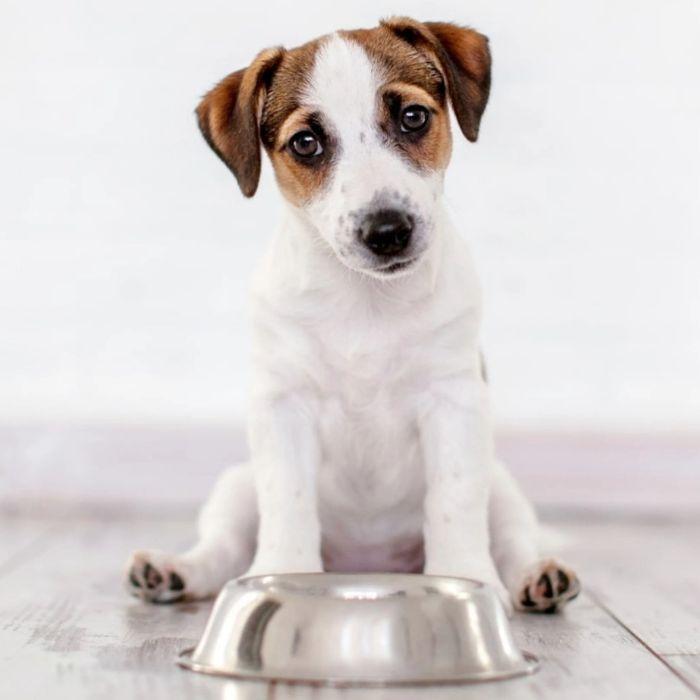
(0, 516, 224, 699)
(665, 656, 700, 696)
(0, 515, 695, 700)
(565, 519, 700, 656)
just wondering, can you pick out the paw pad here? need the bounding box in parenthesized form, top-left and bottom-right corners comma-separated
(126, 552, 187, 604)
(517, 559, 580, 614)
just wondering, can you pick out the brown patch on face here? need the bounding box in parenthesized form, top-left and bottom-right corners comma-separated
(266, 112, 334, 206)
(258, 40, 319, 149)
(267, 106, 320, 204)
(257, 39, 336, 205)
(267, 146, 332, 207)
(378, 80, 452, 172)
(381, 17, 491, 142)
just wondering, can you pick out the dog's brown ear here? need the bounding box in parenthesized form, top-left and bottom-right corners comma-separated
(196, 47, 285, 197)
(382, 17, 491, 142)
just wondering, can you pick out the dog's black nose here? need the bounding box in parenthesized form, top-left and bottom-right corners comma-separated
(358, 209, 414, 257)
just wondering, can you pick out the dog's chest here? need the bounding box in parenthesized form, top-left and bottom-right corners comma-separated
(316, 388, 426, 569)
(311, 316, 429, 550)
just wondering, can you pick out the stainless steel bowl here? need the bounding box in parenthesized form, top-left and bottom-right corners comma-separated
(178, 573, 538, 686)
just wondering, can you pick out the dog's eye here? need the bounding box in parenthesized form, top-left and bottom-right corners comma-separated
(400, 105, 430, 133)
(289, 130, 323, 158)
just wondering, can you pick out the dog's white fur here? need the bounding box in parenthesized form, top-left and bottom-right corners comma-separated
(127, 34, 579, 613)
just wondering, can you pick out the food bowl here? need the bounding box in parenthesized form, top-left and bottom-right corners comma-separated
(178, 573, 538, 687)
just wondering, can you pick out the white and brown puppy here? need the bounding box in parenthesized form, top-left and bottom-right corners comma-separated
(126, 17, 580, 614)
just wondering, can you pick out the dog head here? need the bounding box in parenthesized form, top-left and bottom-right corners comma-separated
(197, 18, 491, 278)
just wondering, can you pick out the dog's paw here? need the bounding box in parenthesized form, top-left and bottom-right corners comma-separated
(513, 558, 581, 614)
(125, 550, 188, 604)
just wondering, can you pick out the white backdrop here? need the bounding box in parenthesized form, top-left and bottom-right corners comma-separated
(1, 0, 699, 432)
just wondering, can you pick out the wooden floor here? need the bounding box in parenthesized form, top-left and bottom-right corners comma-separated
(0, 508, 698, 700)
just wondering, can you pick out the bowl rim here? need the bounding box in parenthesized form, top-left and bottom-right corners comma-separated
(177, 648, 540, 687)
(232, 571, 488, 600)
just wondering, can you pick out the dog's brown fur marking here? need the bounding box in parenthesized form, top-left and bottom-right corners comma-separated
(377, 80, 452, 173)
(196, 19, 491, 198)
(196, 47, 285, 197)
(381, 17, 491, 142)
(261, 39, 332, 205)
(344, 26, 447, 106)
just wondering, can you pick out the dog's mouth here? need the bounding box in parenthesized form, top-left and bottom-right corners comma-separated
(375, 256, 419, 276)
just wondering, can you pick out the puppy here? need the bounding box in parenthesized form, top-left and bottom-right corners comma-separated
(126, 17, 580, 614)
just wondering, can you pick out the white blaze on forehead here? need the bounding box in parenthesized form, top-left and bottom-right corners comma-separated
(303, 34, 383, 145)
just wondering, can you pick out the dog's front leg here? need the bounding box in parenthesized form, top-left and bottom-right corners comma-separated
(420, 377, 509, 607)
(245, 393, 323, 577)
